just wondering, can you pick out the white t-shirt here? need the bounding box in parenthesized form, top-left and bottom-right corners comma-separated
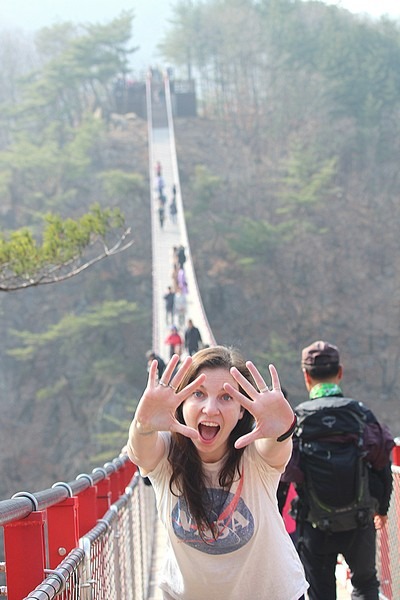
(147, 433, 308, 600)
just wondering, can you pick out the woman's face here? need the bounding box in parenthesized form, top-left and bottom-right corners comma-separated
(182, 367, 244, 463)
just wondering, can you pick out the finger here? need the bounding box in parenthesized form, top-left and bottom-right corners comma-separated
(234, 430, 258, 450)
(148, 359, 160, 387)
(175, 371, 206, 396)
(161, 354, 181, 382)
(230, 366, 258, 398)
(224, 382, 255, 412)
(245, 361, 268, 392)
(169, 354, 193, 388)
(171, 422, 199, 441)
(159, 354, 183, 385)
(269, 364, 281, 391)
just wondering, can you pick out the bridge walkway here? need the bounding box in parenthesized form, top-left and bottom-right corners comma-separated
(145, 73, 216, 600)
(146, 75, 216, 364)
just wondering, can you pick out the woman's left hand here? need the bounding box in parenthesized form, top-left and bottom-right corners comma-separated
(225, 362, 295, 449)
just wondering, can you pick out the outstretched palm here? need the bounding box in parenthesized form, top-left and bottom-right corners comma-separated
(135, 354, 204, 440)
(226, 362, 294, 448)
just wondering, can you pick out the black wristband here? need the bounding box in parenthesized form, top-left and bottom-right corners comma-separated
(276, 413, 297, 442)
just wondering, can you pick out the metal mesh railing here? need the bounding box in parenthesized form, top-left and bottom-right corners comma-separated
(24, 474, 157, 600)
(377, 465, 400, 600)
(22, 549, 85, 600)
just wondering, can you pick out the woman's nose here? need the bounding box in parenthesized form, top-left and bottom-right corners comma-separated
(202, 397, 220, 415)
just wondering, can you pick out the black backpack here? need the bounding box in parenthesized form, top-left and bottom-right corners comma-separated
(295, 397, 377, 532)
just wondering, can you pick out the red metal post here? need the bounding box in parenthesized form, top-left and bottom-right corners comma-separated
(109, 469, 121, 503)
(392, 441, 400, 467)
(46, 497, 80, 569)
(96, 477, 111, 519)
(123, 460, 137, 488)
(77, 485, 98, 537)
(3, 512, 46, 600)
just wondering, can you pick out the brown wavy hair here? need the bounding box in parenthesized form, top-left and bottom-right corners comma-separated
(168, 345, 255, 540)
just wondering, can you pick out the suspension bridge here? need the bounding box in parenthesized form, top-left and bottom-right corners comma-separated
(0, 73, 399, 600)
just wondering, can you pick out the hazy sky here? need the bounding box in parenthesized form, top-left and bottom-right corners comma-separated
(0, 0, 175, 74)
(1, 1, 399, 73)
(324, 0, 400, 18)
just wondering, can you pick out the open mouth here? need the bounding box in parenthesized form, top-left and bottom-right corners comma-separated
(198, 422, 220, 441)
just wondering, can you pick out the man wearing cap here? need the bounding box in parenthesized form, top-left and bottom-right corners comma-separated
(282, 340, 393, 600)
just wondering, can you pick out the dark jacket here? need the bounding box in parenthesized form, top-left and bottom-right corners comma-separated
(164, 291, 175, 311)
(185, 326, 202, 354)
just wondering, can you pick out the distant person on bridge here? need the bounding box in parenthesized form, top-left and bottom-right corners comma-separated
(163, 286, 175, 325)
(169, 197, 177, 224)
(158, 199, 165, 229)
(174, 288, 187, 327)
(184, 319, 203, 355)
(177, 267, 188, 295)
(146, 350, 166, 380)
(127, 346, 308, 600)
(156, 174, 165, 197)
(177, 245, 186, 268)
(164, 325, 183, 358)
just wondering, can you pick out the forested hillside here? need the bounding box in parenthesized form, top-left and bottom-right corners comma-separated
(0, 13, 152, 498)
(0, 0, 400, 500)
(164, 0, 400, 430)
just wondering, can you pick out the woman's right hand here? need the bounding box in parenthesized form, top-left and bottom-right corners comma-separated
(133, 354, 204, 441)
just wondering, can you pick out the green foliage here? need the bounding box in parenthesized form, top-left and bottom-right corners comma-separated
(92, 411, 134, 462)
(228, 217, 294, 266)
(191, 165, 222, 214)
(0, 205, 126, 284)
(61, 116, 105, 182)
(161, 0, 400, 135)
(0, 228, 40, 276)
(0, 11, 150, 497)
(35, 22, 80, 59)
(99, 170, 144, 199)
(0, 132, 60, 188)
(36, 378, 68, 402)
(0, 170, 12, 198)
(278, 146, 338, 211)
(8, 299, 139, 360)
(15, 12, 135, 130)
(158, 1, 205, 72)
(255, 334, 298, 388)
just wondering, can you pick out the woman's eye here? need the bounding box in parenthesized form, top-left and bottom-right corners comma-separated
(222, 393, 232, 401)
(193, 390, 204, 399)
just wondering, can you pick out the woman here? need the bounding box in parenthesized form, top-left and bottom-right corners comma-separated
(127, 346, 308, 600)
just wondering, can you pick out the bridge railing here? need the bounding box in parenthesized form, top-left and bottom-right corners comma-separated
(0, 456, 157, 600)
(377, 442, 400, 600)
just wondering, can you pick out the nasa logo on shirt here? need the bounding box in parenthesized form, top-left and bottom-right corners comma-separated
(171, 488, 254, 555)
